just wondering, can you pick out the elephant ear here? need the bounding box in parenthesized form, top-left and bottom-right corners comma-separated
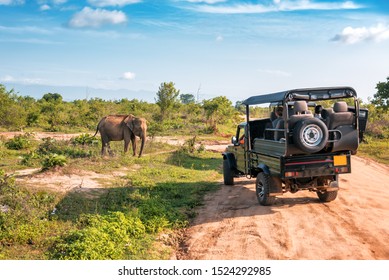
(124, 115, 135, 132)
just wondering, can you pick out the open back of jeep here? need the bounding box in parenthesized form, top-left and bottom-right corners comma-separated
(222, 87, 368, 205)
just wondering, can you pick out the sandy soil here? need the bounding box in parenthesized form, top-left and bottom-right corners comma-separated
(176, 156, 389, 260)
(2, 132, 388, 259)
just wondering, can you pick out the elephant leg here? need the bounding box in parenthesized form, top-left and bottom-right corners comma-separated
(106, 143, 114, 157)
(130, 133, 136, 156)
(101, 141, 108, 156)
(124, 139, 130, 153)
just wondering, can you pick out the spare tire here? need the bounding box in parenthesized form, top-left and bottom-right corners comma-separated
(293, 118, 328, 153)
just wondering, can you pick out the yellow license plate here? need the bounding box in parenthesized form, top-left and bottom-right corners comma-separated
(334, 155, 347, 166)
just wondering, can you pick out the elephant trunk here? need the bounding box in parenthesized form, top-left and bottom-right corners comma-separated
(138, 133, 146, 157)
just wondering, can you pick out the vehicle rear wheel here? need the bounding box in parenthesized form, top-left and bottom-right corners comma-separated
(293, 118, 328, 153)
(256, 173, 276, 206)
(223, 159, 234, 185)
(317, 190, 338, 202)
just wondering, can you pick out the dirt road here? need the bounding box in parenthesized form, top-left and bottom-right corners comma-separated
(177, 156, 389, 260)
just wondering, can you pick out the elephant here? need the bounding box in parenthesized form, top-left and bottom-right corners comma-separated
(93, 114, 147, 157)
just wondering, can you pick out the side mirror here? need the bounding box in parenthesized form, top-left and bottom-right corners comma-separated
(231, 136, 238, 145)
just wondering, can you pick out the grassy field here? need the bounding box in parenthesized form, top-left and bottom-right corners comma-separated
(0, 134, 221, 259)
(358, 137, 389, 165)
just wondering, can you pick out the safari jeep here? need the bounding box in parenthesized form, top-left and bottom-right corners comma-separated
(222, 87, 368, 205)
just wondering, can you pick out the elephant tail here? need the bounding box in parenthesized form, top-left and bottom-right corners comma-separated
(93, 117, 105, 137)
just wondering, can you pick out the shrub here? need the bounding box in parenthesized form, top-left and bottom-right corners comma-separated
(21, 151, 40, 166)
(49, 212, 147, 260)
(5, 134, 33, 150)
(37, 137, 63, 155)
(0, 170, 57, 247)
(71, 134, 98, 146)
(41, 153, 67, 170)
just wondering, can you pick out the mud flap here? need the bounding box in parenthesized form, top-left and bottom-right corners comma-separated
(269, 176, 284, 196)
(326, 180, 339, 192)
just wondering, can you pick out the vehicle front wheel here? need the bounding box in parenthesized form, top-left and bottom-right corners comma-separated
(317, 190, 338, 202)
(256, 173, 276, 206)
(223, 159, 234, 185)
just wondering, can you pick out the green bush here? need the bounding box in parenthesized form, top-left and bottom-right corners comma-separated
(21, 151, 40, 166)
(41, 153, 67, 170)
(5, 134, 33, 150)
(71, 134, 98, 146)
(37, 137, 95, 159)
(49, 212, 147, 260)
(0, 170, 57, 248)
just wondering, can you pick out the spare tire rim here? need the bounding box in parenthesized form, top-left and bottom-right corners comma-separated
(301, 124, 323, 147)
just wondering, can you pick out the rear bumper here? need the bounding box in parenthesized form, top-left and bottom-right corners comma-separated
(281, 152, 351, 179)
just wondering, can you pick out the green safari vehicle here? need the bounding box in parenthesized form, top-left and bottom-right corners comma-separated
(222, 87, 368, 205)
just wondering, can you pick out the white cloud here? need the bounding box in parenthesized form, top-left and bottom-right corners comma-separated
(215, 35, 223, 41)
(87, 0, 141, 7)
(0, 25, 52, 34)
(185, 0, 226, 4)
(0, 75, 46, 85)
(121, 72, 136, 80)
(0, 0, 24, 5)
(332, 23, 389, 44)
(68, 7, 127, 28)
(40, 4, 51, 11)
(188, 0, 362, 14)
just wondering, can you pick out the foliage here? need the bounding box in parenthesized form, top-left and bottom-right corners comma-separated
(21, 151, 40, 166)
(41, 153, 67, 170)
(0, 170, 58, 257)
(0, 85, 29, 130)
(371, 76, 389, 111)
(71, 134, 98, 146)
(358, 137, 389, 165)
(180, 93, 195, 104)
(5, 134, 33, 150)
(155, 82, 180, 120)
(49, 212, 147, 260)
(0, 83, 242, 137)
(202, 96, 238, 132)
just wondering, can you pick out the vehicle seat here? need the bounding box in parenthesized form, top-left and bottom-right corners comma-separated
(288, 101, 313, 128)
(321, 108, 333, 127)
(328, 101, 354, 129)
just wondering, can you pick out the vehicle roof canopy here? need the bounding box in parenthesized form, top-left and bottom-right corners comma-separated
(242, 87, 357, 106)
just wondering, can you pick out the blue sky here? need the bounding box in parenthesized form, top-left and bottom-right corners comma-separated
(0, 0, 388, 103)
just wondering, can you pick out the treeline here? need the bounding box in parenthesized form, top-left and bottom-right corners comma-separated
(0, 82, 245, 136)
(1, 78, 388, 139)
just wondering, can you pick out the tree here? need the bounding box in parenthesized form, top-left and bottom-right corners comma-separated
(42, 92, 63, 103)
(180, 93, 195, 104)
(39, 92, 65, 131)
(202, 96, 236, 131)
(0, 84, 27, 129)
(372, 76, 389, 111)
(155, 82, 180, 120)
(235, 101, 245, 113)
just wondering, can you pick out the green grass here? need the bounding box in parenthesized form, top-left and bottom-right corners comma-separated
(0, 138, 221, 260)
(358, 136, 389, 165)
